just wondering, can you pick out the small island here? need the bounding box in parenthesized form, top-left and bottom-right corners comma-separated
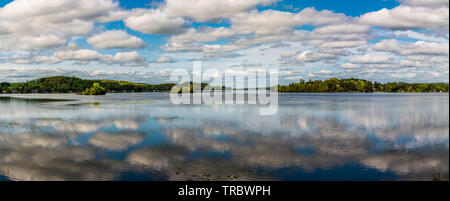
(78, 83, 107, 95)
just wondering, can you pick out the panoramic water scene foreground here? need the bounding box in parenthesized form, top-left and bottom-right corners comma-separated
(0, 93, 448, 181)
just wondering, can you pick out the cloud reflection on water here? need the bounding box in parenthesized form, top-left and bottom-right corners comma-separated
(0, 93, 448, 181)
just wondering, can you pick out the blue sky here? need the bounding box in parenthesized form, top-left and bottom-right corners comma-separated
(115, 0, 402, 15)
(0, 0, 448, 84)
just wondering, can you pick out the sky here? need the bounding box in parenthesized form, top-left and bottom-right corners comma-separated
(0, 0, 448, 84)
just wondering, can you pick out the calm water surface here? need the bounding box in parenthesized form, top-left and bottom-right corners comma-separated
(0, 93, 448, 181)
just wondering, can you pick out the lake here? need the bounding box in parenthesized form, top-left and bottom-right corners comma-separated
(0, 93, 448, 181)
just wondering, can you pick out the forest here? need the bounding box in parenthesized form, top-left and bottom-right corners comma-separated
(0, 76, 175, 94)
(0, 76, 448, 94)
(277, 78, 449, 93)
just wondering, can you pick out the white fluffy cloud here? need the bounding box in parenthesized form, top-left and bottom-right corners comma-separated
(374, 39, 449, 55)
(313, 24, 370, 35)
(160, 7, 351, 53)
(296, 50, 338, 63)
(124, 8, 187, 35)
(163, 0, 279, 22)
(399, 0, 449, 7)
(318, 40, 367, 48)
(359, 5, 449, 30)
(230, 8, 348, 35)
(18, 34, 67, 50)
(54, 49, 103, 61)
(350, 55, 393, 64)
(393, 30, 449, 43)
(168, 27, 236, 44)
(340, 63, 360, 69)
(0, 0, 448, 83)
(110, 51, 145, 65)
(0, 0, 122, 50)
(87, 30, 145, 49)
(154, 56, 176, 63)
(9, 47, 147, 67)
(123, 0, 282, 35)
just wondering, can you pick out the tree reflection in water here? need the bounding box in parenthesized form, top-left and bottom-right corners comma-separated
(0, 93, 448, 181)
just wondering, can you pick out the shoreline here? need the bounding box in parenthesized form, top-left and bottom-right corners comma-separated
(1, 91, 448, 96)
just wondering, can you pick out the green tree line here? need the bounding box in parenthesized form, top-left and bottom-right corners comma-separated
(1, 76, 448, 94)
(278, 78, 449, 93)
(0, 76, 175, 94)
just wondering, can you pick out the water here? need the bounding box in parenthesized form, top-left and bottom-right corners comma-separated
(0, 93, 448, 181)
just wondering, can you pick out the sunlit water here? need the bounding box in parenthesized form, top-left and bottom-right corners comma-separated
(0, 93, 448, 181)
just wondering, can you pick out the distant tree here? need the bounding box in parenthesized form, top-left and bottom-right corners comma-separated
(277, 78, 449, 93)
(80, 83, 107, 95)
(0, 82, 10, 87)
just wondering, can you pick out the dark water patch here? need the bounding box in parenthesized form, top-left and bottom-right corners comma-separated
(119, 170, 168, 181)
(0, 174, 11, 181)
(66, 102, 103, 107)
(268, 163, 398, 181)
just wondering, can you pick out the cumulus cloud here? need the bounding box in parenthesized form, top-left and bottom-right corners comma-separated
(399, 0, 449, 7)
(163, 0, 280, 22)
(200, 53, 244, 60)
(160, 42, 203, 52)
(318, 40, 367, 48)
(350, 55, 393, 64)
(167, 27, 236, 44)
(123, 0, 283, 35)
(0, 0, 448, 82)
(87, 30, 145, 49)
(340, 63, 360, 69)
(124, 8, 187, 35)
(230, 8, 348, 35)
(7, 45, 148, 67)
(374, 39, 449, 55)
(55, 49, 103, 61)
(0, 0, 122, 50)
(106, 51, 147, 66)
(313, 24, 370, 34)
(154, 55, 176, 63)
(160, 7, 351, 54)
(393, 30, 449, 43)
(296, 50, 338, 63)
(0, 66, 176, 83)
(359, 5, 449, 31)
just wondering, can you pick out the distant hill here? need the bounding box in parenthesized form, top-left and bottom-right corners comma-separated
(0, 76, 175, 94)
